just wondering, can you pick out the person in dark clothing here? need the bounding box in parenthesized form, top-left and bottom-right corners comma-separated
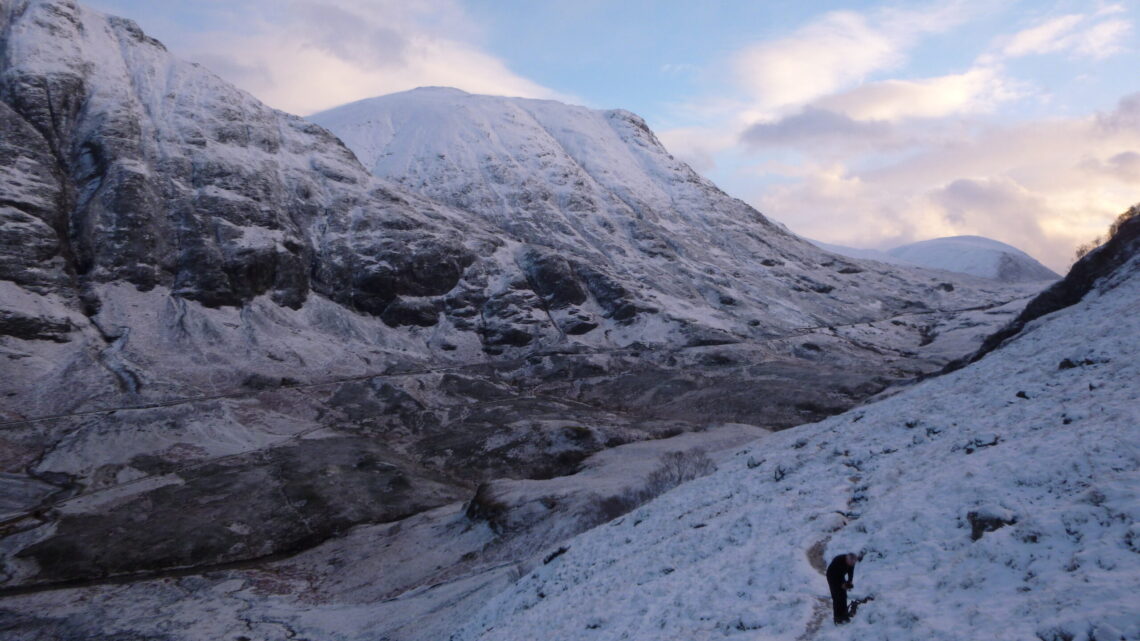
(826, 552, 861, 624)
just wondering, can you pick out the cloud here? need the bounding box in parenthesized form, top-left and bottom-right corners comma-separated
(1002, 14, 1085, 56)
(746, 94, 1140, 273)
(660, 63, 699, 76)
(659, 4, 1139, 275)
(149, 0, 564, 115)
(1106, 150, 1140, 179)
(756, 168, 1085, 274)
(731, 3, 976, 114)
(813, 66, 1018, 121)
(740, 108, 896, 151)
(929, 177, 1049, 234)
(1079, 150, 1140, 182)
(657, 126, 738, 173)
(1001, 11, 1132, 60)
(1098, 92, 1140, 132)
(1070, 18, 1132, 58)
(732, 11, 902, 113)
(751, 163, 927, 248)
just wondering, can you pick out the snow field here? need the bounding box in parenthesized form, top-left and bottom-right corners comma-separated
(453, 258, 1140, 641)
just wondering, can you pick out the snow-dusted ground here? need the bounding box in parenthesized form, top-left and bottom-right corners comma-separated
(0, 423, 766, 641)
(453, 253, 1140, 640)
(809, 240, 915, 267)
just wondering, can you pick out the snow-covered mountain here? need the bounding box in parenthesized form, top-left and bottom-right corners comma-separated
(311, 89, 1038, 328)
(0, 0, 1054, 627)
(4, 155, 1136, 641)
(813, 236, 1060, 282)
(888, 236, 1060, 282)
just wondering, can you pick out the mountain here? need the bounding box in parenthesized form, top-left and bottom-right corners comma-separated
(0, 0, 1051, 628)
(3, 149, 1135, 641)
(812, 236, 1061, 283)
(888, 235, 1060, 282)
(310, 88, 1040, 328)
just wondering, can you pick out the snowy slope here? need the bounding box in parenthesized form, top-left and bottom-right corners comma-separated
(889, 236, 1060, 283)
(453, 240, 1140, 640)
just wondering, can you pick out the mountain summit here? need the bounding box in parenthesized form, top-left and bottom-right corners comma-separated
(888, 235, 1060, 282)
(814, 235, 1060, 283)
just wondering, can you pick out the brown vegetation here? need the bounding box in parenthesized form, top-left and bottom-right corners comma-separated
(1074, 203, 1140, 260)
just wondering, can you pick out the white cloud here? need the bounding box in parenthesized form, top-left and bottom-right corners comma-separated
(1002, 14, 1085, 56)
(813, 66, 1019, 121)
(748, 94, 1140, 273)
(153, 0, 564, 115)
(740, 108, 897, 151)
(710, 0, 1139, 274)
(660, 63, 699, 76)
(731, 3, 977, 115)
(1070, 18, 1132, 59)
(657, 126, 737, 174)
(1079, 150, 1140, 182)
(733, 11, 902, 113)
(1001, 11, 1132, 60)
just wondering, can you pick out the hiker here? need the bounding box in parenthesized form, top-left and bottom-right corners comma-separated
(826, 552, 861, 624)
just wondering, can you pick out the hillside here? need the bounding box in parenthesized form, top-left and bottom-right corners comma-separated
(453, 220, 1140, 641)
(311, 88, 1038, 328)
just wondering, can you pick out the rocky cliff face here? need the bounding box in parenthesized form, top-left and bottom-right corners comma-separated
(0, 0, 1041, 597)
(0, 0, 495, 315)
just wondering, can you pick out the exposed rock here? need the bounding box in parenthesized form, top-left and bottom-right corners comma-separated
(381, 297, 443, 327)
(967, 508, 1017, 541)
(0, 308, 71, 341)
(518, 247, 588, 309)
(16, 437, 465, 585)
(575, 265, 642, 321)
(0, 101, 70, 293)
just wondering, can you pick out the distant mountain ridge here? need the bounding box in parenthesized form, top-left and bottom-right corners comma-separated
(812, 235, 1060, 282)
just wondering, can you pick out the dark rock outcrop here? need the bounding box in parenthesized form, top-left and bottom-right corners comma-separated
(18, 437, 464, 584)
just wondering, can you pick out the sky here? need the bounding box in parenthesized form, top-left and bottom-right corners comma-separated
(86, 0, 1140, 273)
